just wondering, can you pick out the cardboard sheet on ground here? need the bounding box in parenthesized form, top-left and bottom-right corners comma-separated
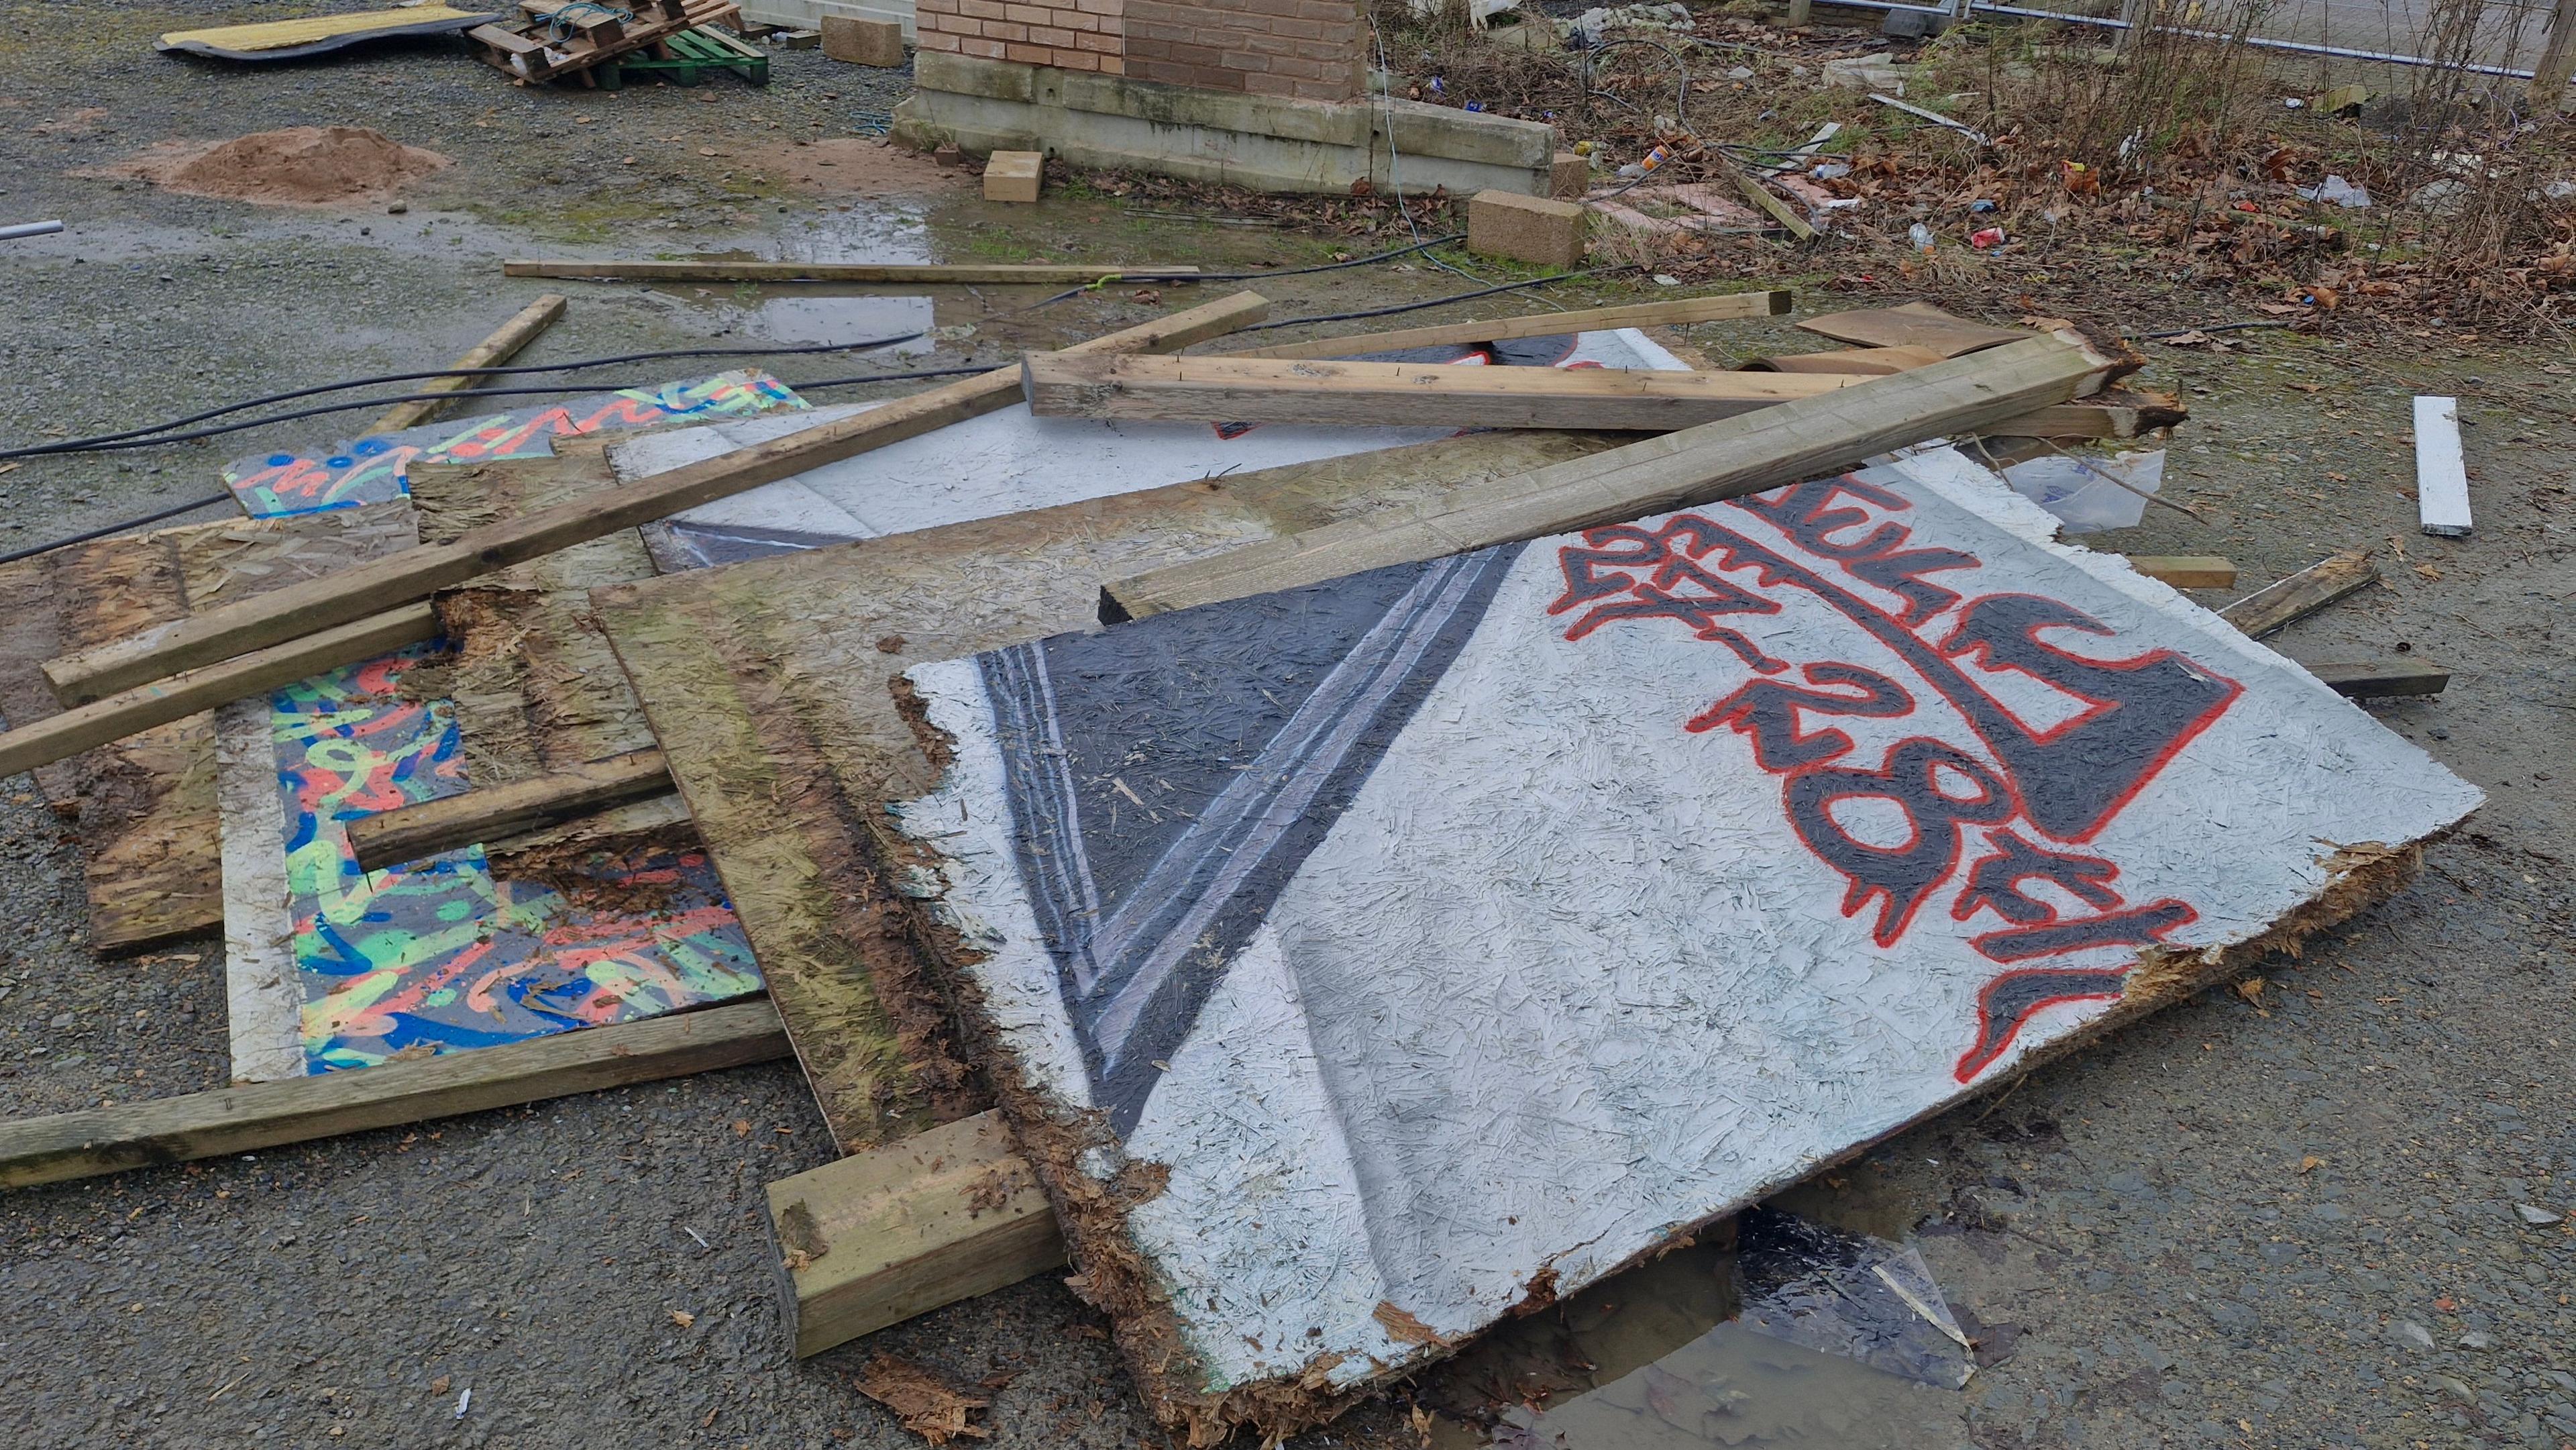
(158, 7, 498, 60)
(886, 449, 2482, 1436)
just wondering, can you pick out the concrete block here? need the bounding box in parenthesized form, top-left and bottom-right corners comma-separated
(821, 13, 906, 64)
(916, 47, 1036, 101)
(985, 150, 1043, 203)
(1467, 189, 1585, 268)
(1379, 97, 1556, 170)
(1550, 150, 1589, 200)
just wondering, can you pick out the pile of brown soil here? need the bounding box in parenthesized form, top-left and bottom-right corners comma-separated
(103, 125, 449, 205)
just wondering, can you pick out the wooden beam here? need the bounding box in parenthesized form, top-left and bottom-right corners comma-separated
(368, 294, 568, 435)
(1733, 171, 1816, 240)
(2414, 396, 2473, 537)
(2303, 658, 2450, 699)
(1023, 354, 1856, 431)
(0, 605, 437, 781)
(37, 293, 1271, 709)
(2123, 556, 2237, 588)
(1736, 346, 1947, 375)
(345, 748, 675, 873)
(1796, 301, 2033, 358)
(2217, 549, 2377, 640)
(766, 1110, 1067, 1357)
(502, 259, 1205, 284)
(1102, 331, 2119, 621)
(1230, 292, 1792, 361)
(0, 998, 788, 1189)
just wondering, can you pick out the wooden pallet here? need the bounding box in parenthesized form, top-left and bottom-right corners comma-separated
(604, 22, 767, 85)
(469, 0, 744, 88)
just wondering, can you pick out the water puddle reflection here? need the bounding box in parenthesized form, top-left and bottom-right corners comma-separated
(753, 293, 936, 354)
(1414, 1212, 1978, 1449)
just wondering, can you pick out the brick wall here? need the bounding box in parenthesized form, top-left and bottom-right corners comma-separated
(1123, 0, 1366, 101)
(916, 0, 1128, 72)
(915, 0, 1368, 100)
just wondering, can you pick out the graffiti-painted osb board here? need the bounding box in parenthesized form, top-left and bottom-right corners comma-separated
(266, 651, 761, 1070)
(890, 450, 2483, 1439)
(223, 369, 802, 517)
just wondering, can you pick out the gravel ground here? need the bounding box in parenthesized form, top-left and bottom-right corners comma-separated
(2, 9, 2572, 1448)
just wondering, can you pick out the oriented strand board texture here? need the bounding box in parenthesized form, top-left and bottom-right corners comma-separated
(887, 450, 2485, 1441)
(596, 327, 1676, 1148)
(0, 504, 420, 951)
(601, 427, 1619, 1149)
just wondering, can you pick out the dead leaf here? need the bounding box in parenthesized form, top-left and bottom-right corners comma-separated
(1373, 1300, 1446, 1347)
(2233, 977, 2267, 1014)
(670, 1310, 696, 1328)
(856, 1354, 991, 1445)
(2284, 381, 2325, 393)
(2298, 1154, 2324, 1174)
(2159, 329, 2213, 347)
(2414, 562, 2444, 582)
(732, 1119, 752, 1137)
(430, 1376, 451, 1395)
(1409, 1404, 1436, 1447)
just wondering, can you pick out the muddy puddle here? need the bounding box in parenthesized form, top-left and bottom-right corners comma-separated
(1411, 1207, 1978, 1449)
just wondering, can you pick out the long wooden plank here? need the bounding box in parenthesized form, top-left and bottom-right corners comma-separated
(368, 293, 569, 435)
(215, 698, 302, 1084)
(36, 293, 1271, 711)
(1232, 292, 1792, 361)
(2414, 395, 2473, 537)
(346, 749, 674, 872)
(766, 1110, 1066, 1358)
(1024, 353, 1852, 431)
(1103, 331, 2118, 621)
(1733, 171, 1817, 240)
(503, 260, 1206, 284)
(0, 605, 438, 781)
(2216, 549, 2377, 640)
(2304, 657, 2450, 698)
(0, 998, 788, 1189)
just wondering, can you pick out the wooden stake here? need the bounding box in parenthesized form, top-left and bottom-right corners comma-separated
(1229, 292, 1794, 361)
(1733, 172, 1817, 240)
(1102, 331, 2119, 621)
(366, 294, 569, 435)
(2217, 550, 2377, 640)
(0, 605, 438, 781)
(0, 999, 788, 1189)
(766, 1110, 1066, 1357)
(2413, 396, 2473, 538)
(36, 293, 1271, 710)
(1022, 353, 1855, 431)
(502, 260, 1206, 284)
(2536, 0, 2576, 112)
(345, 748, 675, 872)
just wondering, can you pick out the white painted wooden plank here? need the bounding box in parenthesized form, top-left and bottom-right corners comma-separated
(215, 698, 305, 1084)
(2414, 395, 2473, 537)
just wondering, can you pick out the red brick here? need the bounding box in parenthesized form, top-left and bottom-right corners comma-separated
(1031, 24, 1077, 44)
(919, 29, 963, 49)
(985, 19, 1028, 40)
(1242, 73, 1298, 96)
(957, 34, 1006, 55)
(1219, 49, 1272, 70)
(1004, 3, 1049, 21)
(1098, 54, 1123, 72)
(1002, 41, 1051, 61)
(960, 0, 1006, 15)
(1052, 48, 1099, 68)
(1074, 28, 1120, 50)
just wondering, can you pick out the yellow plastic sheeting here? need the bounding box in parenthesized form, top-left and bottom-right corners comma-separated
(159, 7, 492, 56)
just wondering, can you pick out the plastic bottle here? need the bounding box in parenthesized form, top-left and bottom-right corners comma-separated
(1908, 222, 1936, 254)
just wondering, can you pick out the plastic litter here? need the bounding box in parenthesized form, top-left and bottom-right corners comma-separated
(2002, 448, 2167, 533)
(1970, 226, 2006, 249)
(2297, 174, 2372, 208)
(1907, 222, 1936, 253)
(1735, 1207, 1976, 1389)
(1811, 161, 1851, 180)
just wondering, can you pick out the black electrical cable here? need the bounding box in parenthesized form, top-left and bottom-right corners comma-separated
(5, 339, 951, 460)
(2137, 321, 2290, 339)
(0, 490, 237, 567)
(0, 332, 932, 462)
(1, 274, 1636, 562)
